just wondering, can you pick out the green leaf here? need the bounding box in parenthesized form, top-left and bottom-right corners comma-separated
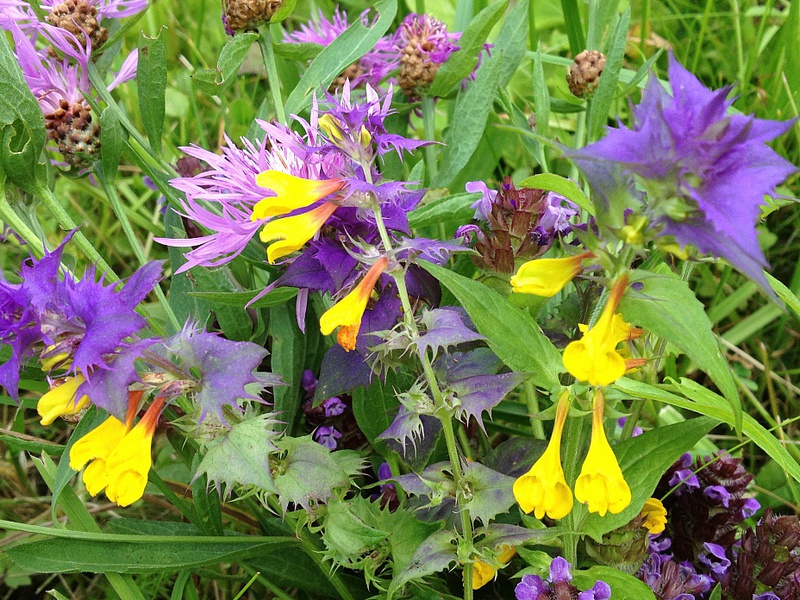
(192, 32, 258, 95)
(428, 0, 508, 98)
(323, 497, 389, 558)
(99, 107, 123, 183)
(387, 529, 457, 599)
(407, 192, 480, 229)
(579, 417, 715, 540)
(268, 302, 306, 433)
(284, 0, 397, 116)
(137, 30, 167, 157)
(614, 377, 800, 484)
(191, 454, 224, 536)
(587, 7, 630, 141)
(573, 566, 656, 599)
(352, 376, 401, 456)
(188, 287, 298, 309)
(619, 269, 741, 430)
(461, 462, 515, 525)
(768, 272, 800, 318)
(273, 41, 323, 62)
(434, 50, 503, 188)
(494, 0, 529, 89)
(420, 262, 562, 390)
(0, 33, 46, 194)
(196, 414, 280, 493)
(268, 0, 297, 24)
(6, 535, 295, 574)
(519, 173, 595, 215)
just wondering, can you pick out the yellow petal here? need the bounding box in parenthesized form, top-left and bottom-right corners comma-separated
(510, 252, 593, 297)
(319, 257, 389, 351)
(69, 415, 129, 472)
(640, 497, 667, 534)
(471, 561, 497, 589)
(83, 458, 111, 496)
(37, 375, 90, 426)
(252, 172, 343, 219)
(259, 202, 339, 263)
(575, 391, 631, 516)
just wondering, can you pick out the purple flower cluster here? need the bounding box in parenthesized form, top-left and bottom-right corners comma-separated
(0, 234, 278, 423)
(515, 556, 611, 600)
(284, 9, 485, 97)
(571, 54, 797, 292)
(638, 537, 713, 600)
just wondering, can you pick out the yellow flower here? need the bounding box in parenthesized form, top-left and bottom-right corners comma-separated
(513, 391, 573, 519)
(319, 257, 389, 351)
(562, 273, 630, 386)
(40, 348, 71, 372)
(37, 375, 91, 426)
(510, 251, 594, 297)
(104, 396, 164, 507)
(69, 413, 130, 496)
(640, 497, 667, 534)
(252, 171, 343, 219)
(318, 115, 371, 147)
(259, 201, 339, 263)
(471, 546, 516, 590)
(575, 390, 631, 516)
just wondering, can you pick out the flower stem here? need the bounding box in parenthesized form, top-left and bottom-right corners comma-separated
(259, 25, 287, 125)
(0, 176, 46, 258)
(96, 170, 181, 334)
(34, 181, 118, 281)
(421, 96, 438, 185)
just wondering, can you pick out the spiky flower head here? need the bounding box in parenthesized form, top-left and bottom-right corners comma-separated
(570, 54, 797, 293)
(463, 178, 579, 274)
(655, 452, 760, 563)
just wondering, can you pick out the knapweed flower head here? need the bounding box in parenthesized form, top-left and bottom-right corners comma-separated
(0, 232, 162, 418)
(393, 13, 461, 97)
(562, 273, 632, 386)
(283, 8, 397, 90)
(515, 556, 611, 600)
(570, 54, 798, 293)
(574, 390, 631, 516)
(513, 391, 573, 519)
(222, 0, 284, 34)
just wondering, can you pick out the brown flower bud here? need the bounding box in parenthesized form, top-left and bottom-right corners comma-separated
(44, 99, 101, 170)
(222, 0, 283, 33)
(567, 49, 606, 98)
(48, 0, 108, 51)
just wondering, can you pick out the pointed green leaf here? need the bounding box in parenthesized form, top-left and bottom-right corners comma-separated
(137, 30, 167, 157)
(192, 32, 258, 95)
(574, 566, 656, 599)
(519, 173, 595, 215)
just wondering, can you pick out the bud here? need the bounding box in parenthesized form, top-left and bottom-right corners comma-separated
(44, 100, 101, 169)
(567, 50, 606, 99)
(48, 0, 108, 51)
(222, 0, 284, 33)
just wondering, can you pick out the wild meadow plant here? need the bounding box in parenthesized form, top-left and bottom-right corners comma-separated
(0, 0, 798, 598)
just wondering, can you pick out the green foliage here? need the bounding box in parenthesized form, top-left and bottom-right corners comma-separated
(137, 30, 167, 157)
(192, 32, 259, 95)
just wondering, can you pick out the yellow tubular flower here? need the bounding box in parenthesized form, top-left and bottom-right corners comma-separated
(319, 257, 389, 351)
(575, 390, 631, 517)
(104, 396, 165, 507)
(471, 546, 516, 590)
(640, 497, 667, 534)
(513, 391, 573, 519)
(37, 375, 90, 426)
(69, 414, 130, 496)
(252, 171, 343, 219)
(510, 251, 594, 297)
(259, 201, 339, 263)
(562, 273, 630, 386)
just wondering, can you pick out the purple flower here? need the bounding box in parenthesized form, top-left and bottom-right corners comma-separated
(698, 542, 731, 581)
(570, 54, 797, 293)
(539, 192, 579, 235)
(703, 484, 731, 507)
(741, 497, 760, 518)
(549, 556, 572, 583)
(314, 425, 342, 450)
(515, 574, 548, 600)
(577, 581, 612, 600)
(283, 8, 397, 88)
(322, 396, 346, 417)
(465, 180, 497, 221)
(514, 556, 611, 600)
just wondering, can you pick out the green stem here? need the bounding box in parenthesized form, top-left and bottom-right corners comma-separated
(421, 96, 438, 185)
(0, 177, 46, 258)
(34, 181, 118, 281)
(96, 171, 180, 333)
(639, 0, 650, 63)
(524, 380, 545, 439)
(259, 25, 287, 125)
(297, 527, 357, 600)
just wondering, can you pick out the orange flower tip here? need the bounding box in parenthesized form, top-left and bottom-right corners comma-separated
(624, 358, 648, 372)
(337, 326, 358, 352)
(628, 327, 646, 340)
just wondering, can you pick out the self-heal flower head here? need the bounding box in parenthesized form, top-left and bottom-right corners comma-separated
(570, 54, 797, 293)
(259, 201, 339, 263)
(515, 556, 611, 600)
(253, 171, 344, 218)
(319, 257, 389, 351)
(641, 497, 668, 535)
(37, 374, 90, 425)
(513, 391, 573, 520)
(511, 251, 594, 297)
(575, 390, 631, 517)
(562, 273, 630, 386)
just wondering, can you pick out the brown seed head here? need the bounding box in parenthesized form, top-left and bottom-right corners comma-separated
(567, 49, 606, 98)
